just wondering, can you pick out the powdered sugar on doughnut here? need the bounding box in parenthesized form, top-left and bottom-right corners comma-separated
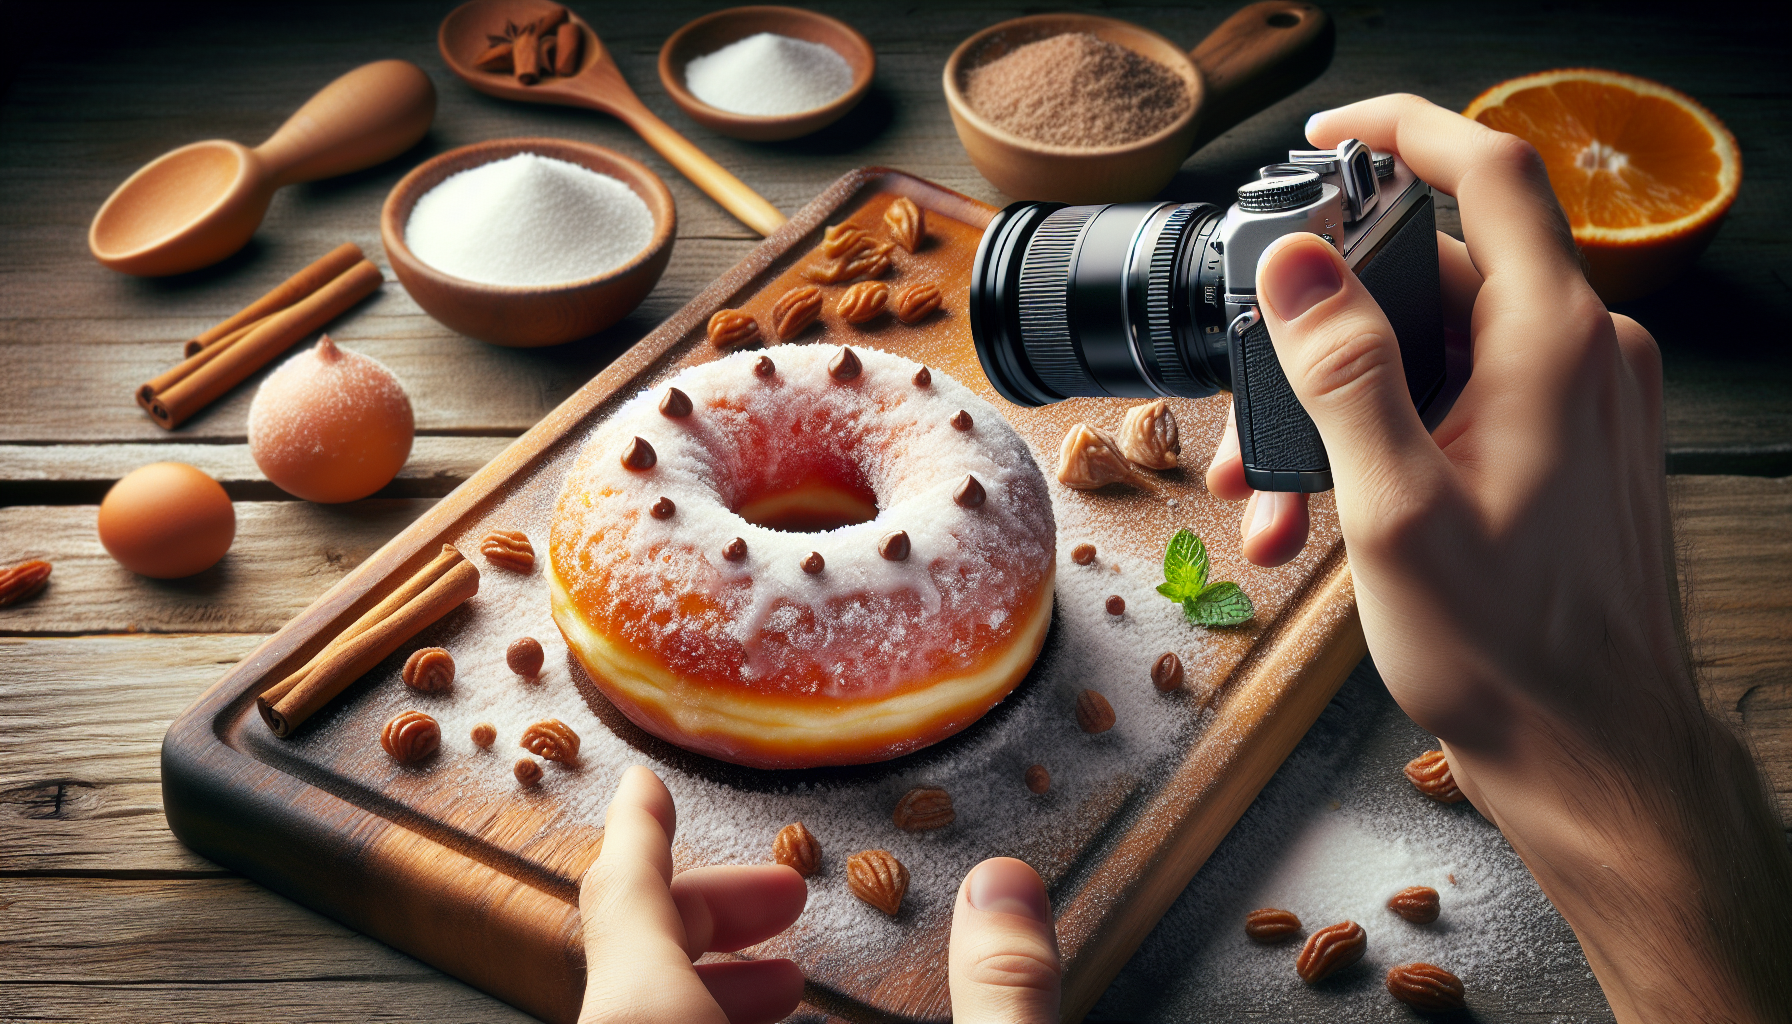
(548, 346, 1055, 698)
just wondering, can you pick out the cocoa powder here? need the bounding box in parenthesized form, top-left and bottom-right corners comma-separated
(963, 33, 1190, 148)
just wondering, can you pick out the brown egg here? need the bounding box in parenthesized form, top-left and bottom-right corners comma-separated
(97, 462, 235, 578)
(248, 335, 413, 503)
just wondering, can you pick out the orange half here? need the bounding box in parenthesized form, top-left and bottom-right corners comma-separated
(1464, 68, 1740, 303)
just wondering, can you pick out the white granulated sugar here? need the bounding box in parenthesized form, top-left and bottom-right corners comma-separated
(684, 32, 853, 116)
(404, 153, 654, 288)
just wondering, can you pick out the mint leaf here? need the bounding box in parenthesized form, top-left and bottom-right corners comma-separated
(1158, 528, 1209, 603)
(1185, 581, 1254, 627)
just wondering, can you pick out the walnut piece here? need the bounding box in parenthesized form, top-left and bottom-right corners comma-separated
(381, 710, 440, 764)
(520, 718, 580, 764)
(1075, 689, 1115, 734)
(480, 530, 534, 572)
(771, 285, 823, 339)
(1388, 885, 1441, 924)
(1244, 907, 1302, 943)
(1404, 750, 1466, 803)
(707, 308, 759, 349)
(884, 196, 923, 253)
(892, 787, 954, 831)
(892, 281, 941, 323)
(1117, 398, 1180, 469)
(1297, 921, 1366, 983)
(835, 280, 889, 323)
(0, 559, 51, 607)
(1385, 963, 1465, 1011)
(402, 647, 455, 693)
(773, 822, 822, 877)
(514, 758, 542, 786)
(471, 723, 497, 748)
(1057, 423, 1144, 490)
(847, 849, 908, 916)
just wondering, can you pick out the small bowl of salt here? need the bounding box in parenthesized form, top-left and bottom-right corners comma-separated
(659, 6, 874, 142)
(381, 138, 675, 348)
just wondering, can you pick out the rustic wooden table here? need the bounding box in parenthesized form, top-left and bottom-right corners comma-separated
(1, 2, 1786, 1021)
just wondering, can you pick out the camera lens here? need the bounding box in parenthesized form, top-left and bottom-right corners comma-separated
(971, 200, 1229, 407)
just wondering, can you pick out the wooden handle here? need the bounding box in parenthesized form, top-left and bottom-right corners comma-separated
(1190, 1, 1334, 151)
(253, 60, 438, 187)
(615, 103, 786, 237)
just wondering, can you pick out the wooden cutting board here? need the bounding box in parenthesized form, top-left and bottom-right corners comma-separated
(161, 168, 1363, 1024)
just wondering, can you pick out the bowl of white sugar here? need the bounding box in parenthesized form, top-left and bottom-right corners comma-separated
(659, 6, 874, 142)
(380, 138, 675, 347)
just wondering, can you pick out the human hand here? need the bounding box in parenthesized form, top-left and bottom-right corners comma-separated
(578, 766, 807, 1024)
(1208, 93, 1791, 1021)
(948, 857, 1062, 1024)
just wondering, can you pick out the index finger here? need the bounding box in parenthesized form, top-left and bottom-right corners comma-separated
(1307, 94, 1583, 293)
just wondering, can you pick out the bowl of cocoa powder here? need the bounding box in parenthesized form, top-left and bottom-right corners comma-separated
(943, 13, 1202, 204)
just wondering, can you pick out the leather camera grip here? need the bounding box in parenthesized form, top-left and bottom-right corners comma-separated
(1230, 312, 1333, 492)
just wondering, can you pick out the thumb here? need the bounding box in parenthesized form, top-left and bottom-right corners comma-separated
(949, 858, 1061, 1024)
(1254, 234, 1445, 513)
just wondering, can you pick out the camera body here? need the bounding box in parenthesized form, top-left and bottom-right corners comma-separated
(971, 139, 1449, 492)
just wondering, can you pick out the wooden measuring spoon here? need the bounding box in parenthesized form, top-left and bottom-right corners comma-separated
(90, 60, 437, 277)
(438, 0, 786, 237)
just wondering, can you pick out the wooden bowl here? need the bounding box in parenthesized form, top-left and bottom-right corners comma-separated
(942, 14, 1203, 204)
(658, 6, 874, 142)
(380, 138, 675, 348)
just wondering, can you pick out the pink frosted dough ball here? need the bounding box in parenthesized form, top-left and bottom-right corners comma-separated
(248, 335, 414, 503)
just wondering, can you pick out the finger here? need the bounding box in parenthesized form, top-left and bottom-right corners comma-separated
(672, 864, 808, 956)
(1305, 94, 1583, 297)
(1437, 231, 1482, 335)
(693, 959, 805, 1024)
(1240, 490, 1310, 568)
(1204, 402, 1251, 500)
(1255, 233, 1452, 532)
(949, 858, 1061, 1024)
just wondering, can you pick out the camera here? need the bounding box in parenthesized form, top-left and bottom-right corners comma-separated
(970, 139, 1450, 492)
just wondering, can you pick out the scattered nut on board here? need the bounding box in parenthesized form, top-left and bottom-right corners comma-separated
(884, 196, 923, 252)
(1151, 652, 1184, 692)
(1071, 543, 1096, 565)
(507, 636, 544, 678)
(1297, 921, 1367, 983)
(480, 530, 534, 572)
(1244, 907, 1302, 943)
(707, 309, 759, 349)
(1057, 423, 1144, 490)
(1403, 750, 1466, 803)
(835, 280, 889, 323)
(773, 822, 821, 877)
(1025, 764, 1051, 794)
(822, 224, 865, 258)
(847, 849, 908, 916)
(771, 285, 823, 339)
(1388, 885, 1441, 924)
(0, 559, 51, 606)
(380, 710, 440, 765)
(893, 281, 941, 323)
(402, 647, 455, 693)
(1117, 398, 1180, 469)
(1076, 689, 1116, 734)
(1106, 595, 1126, 615)
(892, 787, 955, 831)
(1385, 962, 1466, 1011)
(520, 719, 580, 764)
(515, 758, 543, 786)
(470, 723, 497, 748)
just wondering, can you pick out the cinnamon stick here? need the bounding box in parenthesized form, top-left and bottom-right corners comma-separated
(513, 26, 542, 85)
(474, 40, 514, 73)
(260, 556, 481, 738)
(138, 258, 382, 430)
(258, 543, 464, 708)
(182, 242, 364, 357)
(554, 22, 580, 76)
(530, 4, 568, 36)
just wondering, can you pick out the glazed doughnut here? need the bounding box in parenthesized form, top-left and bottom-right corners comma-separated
(547, 345, 1055, 769)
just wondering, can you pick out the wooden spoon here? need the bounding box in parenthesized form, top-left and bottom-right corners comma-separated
(438, 0, 786, 237)
(89, 60, 437, 277)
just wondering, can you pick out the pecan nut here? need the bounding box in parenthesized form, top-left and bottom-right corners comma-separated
(1244, 907, 1302, 943)
(847, 849, 908, 916)
(1057, 423, 1144, 490)
(771, 284, 824, 339)
(1075, 689, 1116, 734)
(402, 647, 455, 693)
(884, 196, 924, 252)
(480, 529, 535, 572)
(1388, 885, 1441, 924)
(773, 822, 822, 877)
(807, 238, 894, 283)
(507, 636, 544, 678)
(381, 710, 441, 764)
(1117, 398, 1180, 469)
(1385, 962, 1465, 1011)
(707, 308, 759, 349)
(893, 281, 941, 323)
(892, 787, 955, 831)
(835, 280, 890, 323)
(1404, 750, 1466, 803)
(1297, 921, 1367, 983)
(520, 719, 580, 764)
(0, 559, 51, 607)
(821, 223, 866, 259)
